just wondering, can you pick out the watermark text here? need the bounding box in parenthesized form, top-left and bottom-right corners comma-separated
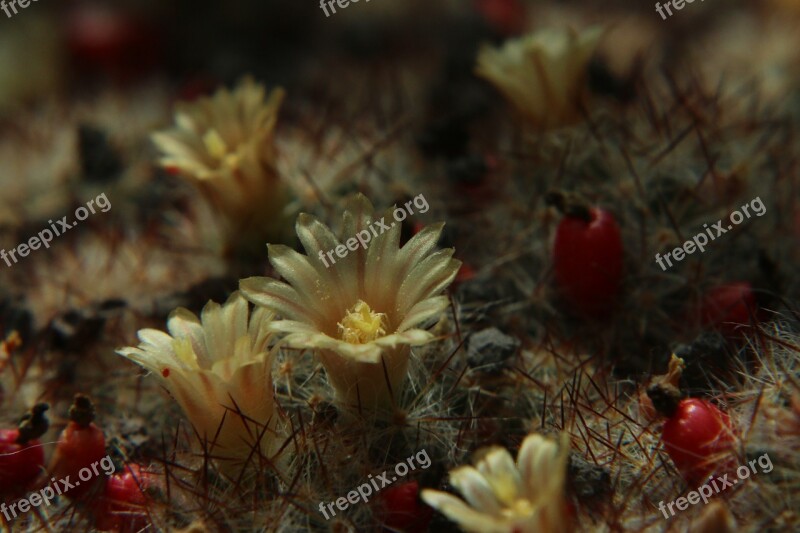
(318, 449, 431, 520)
(655, 196, 765, 271)
(658, 452, 772, 518)
(317, 194, 429, 269)
(1, 192, 111, 268)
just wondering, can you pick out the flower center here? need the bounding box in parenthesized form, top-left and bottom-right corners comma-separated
(500, 497, 535, 520)
(338, 300, 387, 344)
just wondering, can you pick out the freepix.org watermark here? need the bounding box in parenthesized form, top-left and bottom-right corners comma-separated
(655, 0, 706, 21)
(655, 196, 765, 271)
(318, 449, 431, 520)
(317, 194, 429, 269)
(319, 0, 372, 18)
(1, 455, 115, 521)
(658, 452, 773, 519)
(1, 0, 40, 19)
(1, 192, 111, 268)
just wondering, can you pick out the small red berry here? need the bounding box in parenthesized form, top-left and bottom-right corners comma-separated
(551, 199, 624, 318)
(646, 356, 736, 485)
(93, 464, 153, 532)
(697, 282, 758, 336)
(66, 4, 161, 82)
(0, 404, 49, 494)
(378, 480, 433, 532)
(661, 398, 735, 485)
(48, 395, 107, 499)
(474, 0, 527, 36)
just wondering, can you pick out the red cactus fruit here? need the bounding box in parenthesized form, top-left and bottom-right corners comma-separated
(93, 464, 153, 532)
(48, 395, 107, 499)
(697, 281, 758, 336)
(551, 197, 624, 318)
(379, 480, 433, 532)
(0, 404, 49, 493)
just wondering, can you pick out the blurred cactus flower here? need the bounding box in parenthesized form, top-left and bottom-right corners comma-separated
(421, 433, 571, 533)
(476, 26, 603, 129)
(152, 77, 291, 251)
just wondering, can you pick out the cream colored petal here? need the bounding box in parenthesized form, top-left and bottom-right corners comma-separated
(210, 337, 268, 380)
(449, 466, 503, 515)
(476, 448, 523, 507)
(518, 434, 548, 492)
(295, 213, 356, 305)
(174, 112, 199, 135)
(166, 308, 209, 366)
(267, 244, 337, 307)
(475, 27, 601, 129)
(395, 296, 450, 333)
(116, 346, 165, 374)
(136, 328, 176, 355)
(517, 434, 566, 502)
(276, 326, 384, 364)
(151, 132, 202, 161)
(340, 195, 381, 286)
(372, 329, 434, 348)
(266, 320, 319, 335)
(117, 335, 197, 375)
(397, 222, 446, 265)
(200, 292, 248, 366)
(397, 250, 461, 315)
(363, 208, 403, 308)
(248, 307, 276, 352)
(240, 276, 325, 326)
(366, 221, 444, 315)
(421, 490, 510, 533)
(158, 360, 274, 457)
(261, 87, 285, 130)
(341, 193, 375, 237)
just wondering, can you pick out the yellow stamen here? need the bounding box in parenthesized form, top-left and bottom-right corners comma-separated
(338, 300, 387, 344)
(498, 498, 535, 521)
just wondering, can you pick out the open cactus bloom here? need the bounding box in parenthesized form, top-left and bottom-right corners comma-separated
(422, 433, 571, 533)
(240, 194, 461, 412)
(475, 26, 603, 130)
(151, 77, 291, 249)
(116, 292, 282, 478)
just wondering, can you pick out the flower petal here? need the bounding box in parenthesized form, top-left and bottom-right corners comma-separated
(240, 276, 326, 327)
(517, 433, 567, 503)
(295, 212, 357, 305)
(200, 292, 249, 366)
(397, 249, 461, 315)
(449, 466, 503, 515)
(395, 296, 450, 333)
(421, 490, 510, 533)
(477, 447, 523, 507)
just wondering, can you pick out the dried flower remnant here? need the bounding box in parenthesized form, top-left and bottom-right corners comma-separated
(475, 26, 603, 130)
(422, 433, 571, 533)
(0, 330, 21, 373)
(151, 77, 290, 250)
(116, 292, 281, 477)
(240, 194, 461, 412)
